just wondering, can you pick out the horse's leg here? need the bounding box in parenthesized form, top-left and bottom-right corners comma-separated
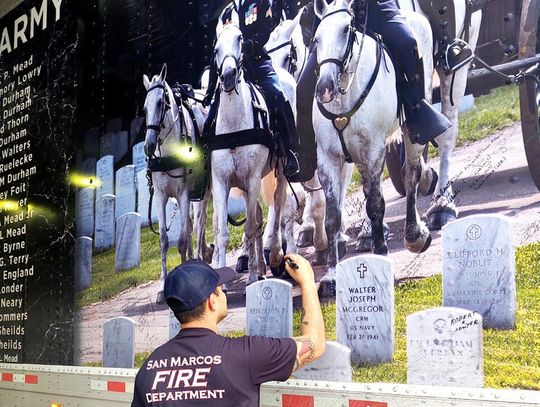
(317, 152, 344, 297)
(244, 181, 264, 285)
(296, 177, 318, 248)
(268, 171, 288, 271)
(357, 146, 388, 255)
(255, 202, 267, 274)
(262, 203, 276, 265)
(176, 190, 192, 262)
(193, 188, 214, 263)
(403, 134, 432, 252)
(426, 66, 468, 230)
(212, 179, 230, 272)
(337, 163, 353, 258)
(426, 11, 482, 230)
(156, 193, 169, 304)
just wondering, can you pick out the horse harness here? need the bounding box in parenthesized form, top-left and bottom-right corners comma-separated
(265, 36, 306, 78)
(316, 8, 384, 163)
(209, 76, 273, 152)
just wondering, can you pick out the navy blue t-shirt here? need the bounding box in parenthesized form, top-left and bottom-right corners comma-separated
(132, 328, 296, 406)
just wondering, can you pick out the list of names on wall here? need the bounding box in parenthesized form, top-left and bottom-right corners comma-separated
(0, 53, 40, 363)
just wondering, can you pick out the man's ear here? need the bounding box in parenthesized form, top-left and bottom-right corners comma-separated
(207, 294, 218, 311)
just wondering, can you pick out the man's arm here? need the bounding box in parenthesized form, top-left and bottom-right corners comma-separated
(284, 254, 325, 371)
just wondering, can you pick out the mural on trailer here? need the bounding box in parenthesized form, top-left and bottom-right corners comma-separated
(0, 0, 539, 394)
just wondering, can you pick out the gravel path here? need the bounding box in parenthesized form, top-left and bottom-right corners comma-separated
(74, 123, 540, 363)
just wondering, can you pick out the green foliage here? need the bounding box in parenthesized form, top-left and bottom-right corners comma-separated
(429, 85, 519, 157)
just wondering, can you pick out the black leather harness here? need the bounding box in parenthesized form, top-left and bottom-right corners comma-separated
(316, 9, 384, 163)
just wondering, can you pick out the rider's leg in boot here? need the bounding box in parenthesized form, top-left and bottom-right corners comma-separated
(254, 58, 300, 178)
(373, 14, 451, 145)
(291, 48, 319, 181)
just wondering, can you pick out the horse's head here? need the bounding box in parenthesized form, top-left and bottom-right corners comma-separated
(143, 63, 169, 158)
(214, 24, 243, 93)
(313, 0, 355, 104)
(265, 10, 302, 73)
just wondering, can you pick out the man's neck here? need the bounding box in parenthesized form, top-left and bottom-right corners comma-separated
(181, 319, 218, 333)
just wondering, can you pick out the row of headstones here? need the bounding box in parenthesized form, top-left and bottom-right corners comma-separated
(101, 214, 514, 386)
(78, 117, 145, 165)
(242, 214, 515, 387)
(74, 212, 142, 290)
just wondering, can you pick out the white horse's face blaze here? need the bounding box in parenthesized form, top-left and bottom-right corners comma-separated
(215, 25, 243, 93)
(143, 76, 166, 157)
(314, 5, 353, 104)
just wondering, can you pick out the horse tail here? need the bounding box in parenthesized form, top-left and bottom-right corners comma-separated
(260, 172, 277, 207)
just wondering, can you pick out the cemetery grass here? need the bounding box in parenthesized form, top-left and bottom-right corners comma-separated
(77, 200, 248, 307)
(301, 242, 540, 390)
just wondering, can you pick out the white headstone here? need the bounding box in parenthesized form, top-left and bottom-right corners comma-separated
(103, 317, 135, 368)
(132, 142, 147, 175)
(169, 310, 181, 339)
(137, 169, 158, 227)
(94, 194, 115, 252)
(336, 254, 395, 364)
(96, 155, 114, 201)
(116, 212, 141, 271)
(100, 132, 115, 158)
(407, 307, 484, 387)
(246, 280, 293, 338)
(74, 237, 92, 291)
(75, 187, 95, 238)
(130, 116, 145, 146)
(293, 341, 352, 382)
(443, 214, 516, 329)
(107, 117, 123, 133)
(115, 165, 136, 219)
(84, 127, 100, 158)
(114, 131, 129, 163)
(166, 198, 182, 246)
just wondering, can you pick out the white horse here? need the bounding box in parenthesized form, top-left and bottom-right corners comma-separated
(211, 24, 289, 285)
(143, 64, 202, 303)
(265, 8, 354, 261)
(313, 0, 434, 295)
(399, 0, 482, 230)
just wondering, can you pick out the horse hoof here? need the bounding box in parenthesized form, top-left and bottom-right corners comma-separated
(236, 255, 249, 273)
(156, 291, 166, 305)
(317, 279, 336, 298)
(315, 250, 327, 265)
(405, 232, 432, 254)
(420, 168, 439, 196)
(258, 274, 267, 281)
(296, 229, 314, 248)
(338, 240, 347, 259)
(355, 237, 372, 253)
(271, 258, 286, 277)
(427, 209, 457, 231)
(372, 242, 388, 255)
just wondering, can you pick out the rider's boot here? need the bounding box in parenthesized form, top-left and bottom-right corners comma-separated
(402, 58, 452, 145)
(273, 96, 300, 178)
(445, 39, 474, 73)
(417, 0, 475, 72)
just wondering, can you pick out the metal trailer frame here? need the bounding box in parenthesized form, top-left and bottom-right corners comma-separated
(1, 363, 539, 407)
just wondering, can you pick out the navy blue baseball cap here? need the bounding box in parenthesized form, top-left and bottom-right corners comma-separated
(164, 259, 236, 312)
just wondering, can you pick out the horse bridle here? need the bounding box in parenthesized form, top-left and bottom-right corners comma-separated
(316, 9, 357, 77)
(145, 83, 171, 134)
(266, 39, 301, 76)
(217, 50, 243, 93)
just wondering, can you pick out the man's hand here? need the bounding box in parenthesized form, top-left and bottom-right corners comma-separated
(284, 253, 325, 372)
(241, 39, 255, 58)
(284, 253, 315, 287)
